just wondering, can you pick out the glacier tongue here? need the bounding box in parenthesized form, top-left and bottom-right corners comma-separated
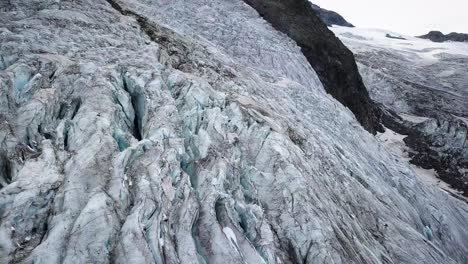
(0, 0, 468, 264)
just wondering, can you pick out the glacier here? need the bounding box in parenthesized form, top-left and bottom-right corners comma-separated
(331, 25, 468, 198)
(0, 0, 468, 264)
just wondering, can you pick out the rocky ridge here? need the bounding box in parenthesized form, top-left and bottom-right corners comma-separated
(419, 31, 468, 43)
(310, 3, 354, 27)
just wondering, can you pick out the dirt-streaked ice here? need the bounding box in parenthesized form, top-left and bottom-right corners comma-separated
(1, 1, 468, 264)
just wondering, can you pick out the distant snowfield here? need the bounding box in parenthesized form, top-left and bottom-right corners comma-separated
(377, 120, 467, 201)
(331, 25, 468, 119)
(330, 25, 468, 62)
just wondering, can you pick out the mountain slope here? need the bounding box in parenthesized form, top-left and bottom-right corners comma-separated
(1, 1, 468, 264)
(331, 26, 468, 196)
(310, 3, 354, 27)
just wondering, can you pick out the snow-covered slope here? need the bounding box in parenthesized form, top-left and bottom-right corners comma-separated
(1, 1, 468, 264)
(331, 26, 468, 118)
(331, 26, 468, 197)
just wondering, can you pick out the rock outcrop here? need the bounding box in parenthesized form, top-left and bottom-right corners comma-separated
(418, 31, 468, 43)
(383, 111, 468, 196)
(1, 1, 468, 264)
(310, 3, 354, 27)
(404, 116, 468, 196)
(385, 34, 407, 40)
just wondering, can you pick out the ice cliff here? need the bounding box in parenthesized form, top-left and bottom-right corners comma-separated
(1, 1, 468, 264)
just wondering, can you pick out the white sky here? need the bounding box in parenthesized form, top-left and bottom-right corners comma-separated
(313, 0, 468, 36)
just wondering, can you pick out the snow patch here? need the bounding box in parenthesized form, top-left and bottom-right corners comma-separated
(222, 226, 239, 249)
(376, 127, 408, 157)
(437, 69, 456, 77)
(399, 113, 430, 124)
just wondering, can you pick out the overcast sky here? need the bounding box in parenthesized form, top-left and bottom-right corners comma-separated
(313, 0, 468, 36)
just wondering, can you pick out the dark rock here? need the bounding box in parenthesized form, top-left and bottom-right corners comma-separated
(418, 31, 468, 43)
(383, 110, 468, 196)
(242, 0, 383, 134)
(385, 34, 406, 40)
(405, 115, 468, 196)
(310, 3, 354, 27)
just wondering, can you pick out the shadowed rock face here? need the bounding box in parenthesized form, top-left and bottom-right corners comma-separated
(385, 34, 406, 40)
(310, 3, 354, 27)
(243, 0, 383, 134)
(2, 0, 468, 263)
(419, 31, 468, 43)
